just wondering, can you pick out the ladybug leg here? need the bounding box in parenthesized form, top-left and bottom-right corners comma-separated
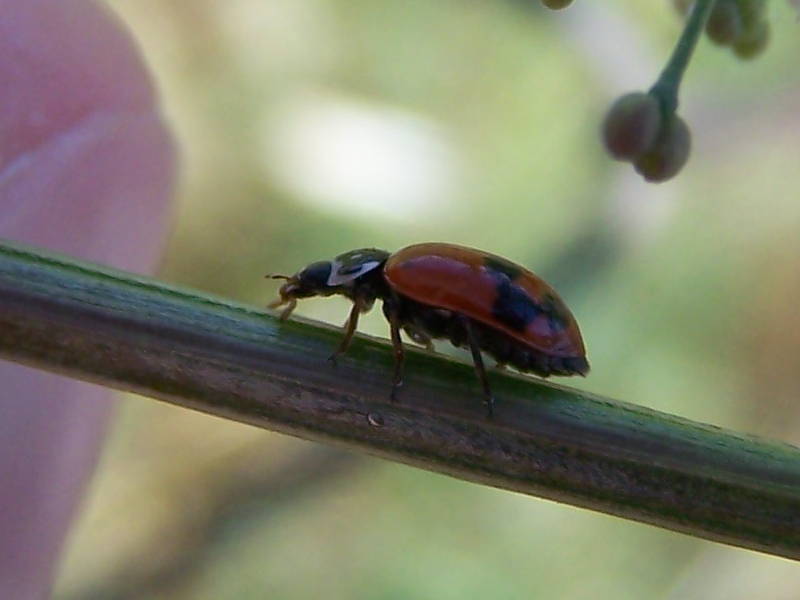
(328, 300, 362, 366)
(386, 305, 405, 402)
(460, 316, 495, 418)
(268, 297, 297, 321)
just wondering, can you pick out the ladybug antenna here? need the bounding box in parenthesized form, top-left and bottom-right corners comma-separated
(266, 274, 291, 281)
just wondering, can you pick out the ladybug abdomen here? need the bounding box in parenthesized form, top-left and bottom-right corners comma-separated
(387, 295, 589, 377)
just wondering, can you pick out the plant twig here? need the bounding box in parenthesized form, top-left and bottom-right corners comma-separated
(0, 239, 799, 560)
(650, 0, 717, 114)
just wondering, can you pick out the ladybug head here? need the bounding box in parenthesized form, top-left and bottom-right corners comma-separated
(268, 248, 390, 320)
(268, 261, 333, 320)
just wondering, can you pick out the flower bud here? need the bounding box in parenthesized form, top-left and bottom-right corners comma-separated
(541, 0, 574, 9)
(735, 0, 766, 29)
(706, 1, 743, 45)
(671, 0, 692, 15)
(602, 92, 662, 161)
(633, 115, 691, 183)
(733, 19, 769, 59)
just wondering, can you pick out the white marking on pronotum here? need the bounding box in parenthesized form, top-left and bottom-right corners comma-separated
(327, 260, 381, 286)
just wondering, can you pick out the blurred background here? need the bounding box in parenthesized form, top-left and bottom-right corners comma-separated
(54, 1, 800, 598)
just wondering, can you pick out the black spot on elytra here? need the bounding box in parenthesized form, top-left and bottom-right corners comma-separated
(541, 293, 567, 332)
(484, 256, 523, 281)
(490, 274, 540, 332)
(547, 313, 565, 333)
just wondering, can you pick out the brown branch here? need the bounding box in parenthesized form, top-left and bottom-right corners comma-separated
(0, 239, 799, 559)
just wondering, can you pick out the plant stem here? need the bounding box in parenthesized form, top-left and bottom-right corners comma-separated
(0, 239, 799, 560)
(650, 0, 717, 114)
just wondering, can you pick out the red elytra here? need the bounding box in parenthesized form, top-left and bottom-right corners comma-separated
(384, 243, 586, 359)
(269, 243, 588, 416)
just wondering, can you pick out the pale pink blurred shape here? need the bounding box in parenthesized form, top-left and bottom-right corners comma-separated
(0, 1, 176, 598)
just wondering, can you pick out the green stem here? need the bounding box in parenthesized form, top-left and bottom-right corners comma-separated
(650, 0, 717, 114)
(1, 239, 800, 560)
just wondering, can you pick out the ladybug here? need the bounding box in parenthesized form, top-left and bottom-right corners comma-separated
(269, 243, 588, 416)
